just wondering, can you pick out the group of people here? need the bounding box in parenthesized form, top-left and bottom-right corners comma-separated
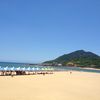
(0, 70, 54, 77)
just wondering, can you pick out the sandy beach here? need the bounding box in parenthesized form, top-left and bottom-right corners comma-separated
(0, 71, 100, 100)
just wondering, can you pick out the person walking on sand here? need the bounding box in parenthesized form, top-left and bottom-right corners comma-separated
(70, 71, 72, 74)
(11, 72, 14, 78)
(11, 74, 14, 77)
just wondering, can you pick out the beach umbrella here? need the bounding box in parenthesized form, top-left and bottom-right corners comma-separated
(43, 67, 48, 71)
(27, 67, 30, 71)
(32, 67, 35, 71)
(0, 66, 4, 71)
(4, 66, 8, 71)
(22, 67, 25, 71)
(46, 67, 51, 71)
(33, 67, 39, 71)
(10, 66, 15, 71)
(50, 68, 54, 71)
(36, 67, 39, 71)
(47, 67, 51, 70)
(16, 67, 21, 71)
(41, 67, 45, 71)
(0, 66, 2, 70)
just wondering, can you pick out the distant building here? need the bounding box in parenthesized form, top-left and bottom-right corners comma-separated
(58, 64, 62, 66)
(67, 62, 74, 66)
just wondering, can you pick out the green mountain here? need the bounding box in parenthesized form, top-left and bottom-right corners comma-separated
(43, 50, 100, 68)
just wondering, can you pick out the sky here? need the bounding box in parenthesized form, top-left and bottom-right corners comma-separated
(0, 0, 100, 63)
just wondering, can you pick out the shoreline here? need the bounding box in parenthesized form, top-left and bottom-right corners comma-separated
(81, 67, 100, 70)
(0, 67, 100, 76)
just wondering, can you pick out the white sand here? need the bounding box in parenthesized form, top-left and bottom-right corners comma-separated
(0, 71, 100, 100)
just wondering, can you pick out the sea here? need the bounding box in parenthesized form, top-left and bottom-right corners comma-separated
(0, 62, 100, 73)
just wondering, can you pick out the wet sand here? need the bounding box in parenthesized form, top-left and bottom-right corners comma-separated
(0, 71, 100, 100)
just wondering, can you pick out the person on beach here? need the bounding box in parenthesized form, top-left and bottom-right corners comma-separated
(11, 72, 14, 77)
(11, 75, 14, 77)
(70, 71, 72, 74)
(43, 73, 45, 76)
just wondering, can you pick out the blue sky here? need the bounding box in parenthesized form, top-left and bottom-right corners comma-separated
(0, 0, 100, 63)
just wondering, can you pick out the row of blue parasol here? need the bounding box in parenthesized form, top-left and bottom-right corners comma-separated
(0, 66, 54, 71)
